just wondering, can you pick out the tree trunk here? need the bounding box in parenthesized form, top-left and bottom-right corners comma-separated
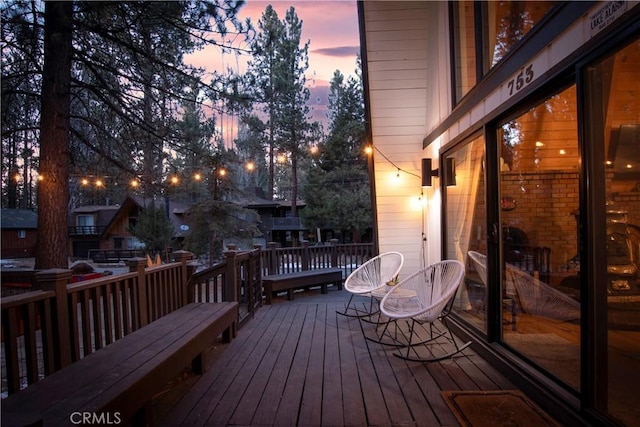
(35, 1, 73, 269)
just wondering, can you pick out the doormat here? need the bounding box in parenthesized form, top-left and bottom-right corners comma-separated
(441, 390, 560, 427)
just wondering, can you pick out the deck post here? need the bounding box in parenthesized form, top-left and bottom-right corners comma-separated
(267, 242, 278, 274)
(173, 250, 194, 306)
(127, 258, 148, 327)
(36, 269, 73, 369)
(330, 239, 339, 267)
(301, 240, 310, 271)
(224, 249, 238, 302)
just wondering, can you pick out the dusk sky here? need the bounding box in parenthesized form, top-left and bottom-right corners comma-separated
(188, 0, 361, 86)
(187, 1, 361, 142)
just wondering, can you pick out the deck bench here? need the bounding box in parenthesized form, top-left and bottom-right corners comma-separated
(262, 267, 343, 304)
(1, 301, 238, 427)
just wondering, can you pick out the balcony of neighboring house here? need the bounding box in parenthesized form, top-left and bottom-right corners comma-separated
(67, 225, 108, 236)
(271, 216, 306, 230)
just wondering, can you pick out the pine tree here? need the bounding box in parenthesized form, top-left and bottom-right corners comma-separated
(1, 0, 250, 268)
(127, 203, 175, 258)
(300, 66, 371, 243)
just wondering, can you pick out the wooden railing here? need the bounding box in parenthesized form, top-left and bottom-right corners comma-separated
(1, 243, 375, 396)
(261, 240, 375, 277)
(87, 249, 146, 263)
(189, 247, 262, 327)
(1, 251, 196, 396)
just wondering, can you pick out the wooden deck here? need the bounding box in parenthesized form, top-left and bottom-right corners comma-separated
(153, 288, 550, 426)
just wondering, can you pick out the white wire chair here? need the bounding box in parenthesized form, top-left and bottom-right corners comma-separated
(505, 263, 580, 321)
(467, 250, 488, 312)
(467, 251, 487, 285)
(336, 251, 404, 318)
(376, 260, 471, 362)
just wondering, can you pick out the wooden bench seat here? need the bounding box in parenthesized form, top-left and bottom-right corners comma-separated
(1, 302, 238, 427)
(262, 268, 343, 304)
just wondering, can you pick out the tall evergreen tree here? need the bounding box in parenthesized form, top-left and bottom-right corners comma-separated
(300, 66, 371, 243)
(34, 1, 73, 269)
(245, 5, 318, 214)
(245, 5, 284, 201)
(272, 6, 315, 218)
(1, 0, 250, 268)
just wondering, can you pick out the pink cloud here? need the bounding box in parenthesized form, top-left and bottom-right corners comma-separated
(187, 1, 360, 85)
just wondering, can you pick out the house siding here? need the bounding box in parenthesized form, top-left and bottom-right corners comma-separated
(363, 1, 449, 274)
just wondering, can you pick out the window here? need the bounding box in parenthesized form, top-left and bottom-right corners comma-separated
(445, 135, 488, 332)
(127, 237, 144, 250)
(17, 229, 26, 239)
(498, 84, 580, 389)
(583, 37, 640, 426)
(452, 1, 477, 103)
(451, 1, 556, 104)
(77, 215, 95, 235)
(484, 1, 556, 68)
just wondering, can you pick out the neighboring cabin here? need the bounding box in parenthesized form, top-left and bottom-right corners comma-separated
(68, 191, 311, 260)
(68, 196, 190, 259)
(1, 208, 38, 258)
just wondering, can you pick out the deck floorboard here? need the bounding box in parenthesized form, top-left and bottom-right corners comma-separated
(155, 289, 551, 426)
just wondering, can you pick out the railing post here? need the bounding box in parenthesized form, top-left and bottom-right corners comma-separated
(127, 258, 148, 328)
(36, 269, 72, 370)
(330, 239, 339, 267)
(224, 249, 239, 302)
(173, 250, 194, 306)
(267, 242, 278, 274)
(301, 240, 310, 271)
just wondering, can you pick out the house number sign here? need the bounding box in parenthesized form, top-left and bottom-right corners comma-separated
(506, 64, 535, 97)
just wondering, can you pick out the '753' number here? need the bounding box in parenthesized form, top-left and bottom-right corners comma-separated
(507, 64, 534, 96)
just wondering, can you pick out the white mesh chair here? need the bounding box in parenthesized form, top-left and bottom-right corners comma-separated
(468, 251, 487, 285)
(377, 260, 471, 362)
(505, 263, 580, 321)
(337, 251, 404, 318)
(468, 250, 487, 312)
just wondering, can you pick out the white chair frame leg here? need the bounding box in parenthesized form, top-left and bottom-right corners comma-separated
(336, 293, 379, 318)
(392, 317, 471, 362)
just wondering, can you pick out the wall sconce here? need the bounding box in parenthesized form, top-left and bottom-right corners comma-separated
(445, 157, 456, 186)
(422, 157, 456, 187)
(421, 158, 438, 187)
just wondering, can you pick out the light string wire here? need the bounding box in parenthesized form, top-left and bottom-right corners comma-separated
(370, 144, 429, 268)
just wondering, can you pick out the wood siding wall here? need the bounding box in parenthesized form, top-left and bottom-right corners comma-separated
(363, 1, 449, 274)
(1, 230, 37, 258)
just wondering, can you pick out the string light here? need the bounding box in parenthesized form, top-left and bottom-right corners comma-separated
(370, 145, 421, 181)
(70, 157, 257, 192)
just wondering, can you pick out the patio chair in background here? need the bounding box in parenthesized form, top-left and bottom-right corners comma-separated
(467, 250, 488, 312)
(337, 251, 404, 318)
(378, 260, 471, 362)
(505, 263, 580, 321)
